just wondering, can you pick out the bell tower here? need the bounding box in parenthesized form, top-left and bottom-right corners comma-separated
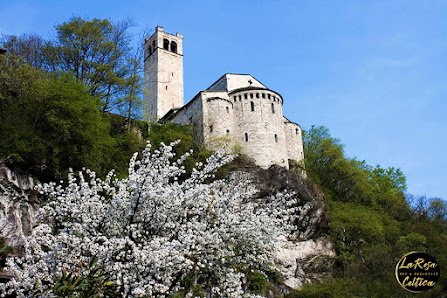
(143, 26, 184, 122)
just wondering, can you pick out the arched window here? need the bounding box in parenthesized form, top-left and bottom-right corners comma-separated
(244, 94, 248, 99)
(296, 128, 299, 135)
(245, 133, 248, 142)
(171, 41, 177, 53)
(239, 95, 242, 101)
(226, 106, 229, 113)
(163, 39, 169, 50)
(250, 93, 254, 99)
(250, 101, 255, 111)
(274, 134, 278, 142)
(271, 103, 275, 113)
(210, 125, 213, 132)
(233, 96, 237, 102)
(256, 93, 259, 98)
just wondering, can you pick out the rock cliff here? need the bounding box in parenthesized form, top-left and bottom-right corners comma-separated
(229, 164, 335, 291)
(0, 166, 40, 255)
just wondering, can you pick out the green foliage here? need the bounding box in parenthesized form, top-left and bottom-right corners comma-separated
(0, 237, 13, 269)
(53, 257, 118, 298)
(265, 269, 282, 284)
(303, 126, 410, 218)
(329, 202, 399, 258)
(2, 16, 143, 117)
(0, 55, 114, 181)
(397, 232, 427, 252)
(247, 270, 268, 295)
(0, 53, 149, 181)
(297, 125, 447, 297)
(288, 278, 369, 298)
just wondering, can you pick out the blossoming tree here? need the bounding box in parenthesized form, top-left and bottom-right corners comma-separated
(1, 142, 295, 297)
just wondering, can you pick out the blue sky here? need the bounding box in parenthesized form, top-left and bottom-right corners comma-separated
(1, 0, 446, 199)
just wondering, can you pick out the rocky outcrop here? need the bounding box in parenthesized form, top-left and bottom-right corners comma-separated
(229, 164, 334, 291)
(275, 237, 335, 289)
(0, 166, 40, 255)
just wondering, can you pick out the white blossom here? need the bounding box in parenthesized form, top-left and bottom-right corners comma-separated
(0, 141, 295, 297)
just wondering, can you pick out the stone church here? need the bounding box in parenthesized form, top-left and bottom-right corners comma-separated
(144, 26, 304, 169)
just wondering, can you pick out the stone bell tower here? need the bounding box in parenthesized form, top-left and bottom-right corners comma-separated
(143, 26, 184, 122)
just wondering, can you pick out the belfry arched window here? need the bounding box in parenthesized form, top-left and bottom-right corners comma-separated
(250, 101, 255, 111)
(171, 41, 177, 53)
(163, 39, 169, 50)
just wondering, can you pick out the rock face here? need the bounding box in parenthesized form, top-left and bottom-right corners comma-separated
(275, 237, 335, 289)
(230, 164, 334, 291)
(0, 166, 40, 255)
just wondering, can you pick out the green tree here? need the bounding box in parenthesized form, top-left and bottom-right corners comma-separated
(0, 33, 44, 68)
(0, 54, 114, 181)
(44, 17, 137, 111)
(2, 17, 143, 117)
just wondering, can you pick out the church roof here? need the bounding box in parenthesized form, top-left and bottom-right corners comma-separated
(206, 73, 267, 92)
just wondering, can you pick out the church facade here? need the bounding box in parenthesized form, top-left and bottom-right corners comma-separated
(144, 26, 304, 169)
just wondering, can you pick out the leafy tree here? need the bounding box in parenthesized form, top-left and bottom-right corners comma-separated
(296, 125, 446, 297)
(0, 33, 45, 68)
(427, 199, 447, 222)
(43, 17, 138, 112)
(0, 54, 114, 181)
(1, 17, 143, 116)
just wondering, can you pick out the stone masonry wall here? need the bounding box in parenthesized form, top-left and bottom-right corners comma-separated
(169, 95, 205, 144)
(285, 121, 304, 163)
(230, 88, 289, 168)
(201, 92, 234, 149)
(144, 27, 183, 121)
(166, 87, 304, 169)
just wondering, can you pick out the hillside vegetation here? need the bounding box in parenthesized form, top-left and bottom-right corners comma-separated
(289, 126, 447, 297)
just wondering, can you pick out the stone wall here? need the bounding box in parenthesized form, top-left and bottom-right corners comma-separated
(201, 92, 234, 149)
(168, 94, 205, 144)
(166, 85, 304, 169)
(284, 121, 304, 163)
(230, 88, 289, 168)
